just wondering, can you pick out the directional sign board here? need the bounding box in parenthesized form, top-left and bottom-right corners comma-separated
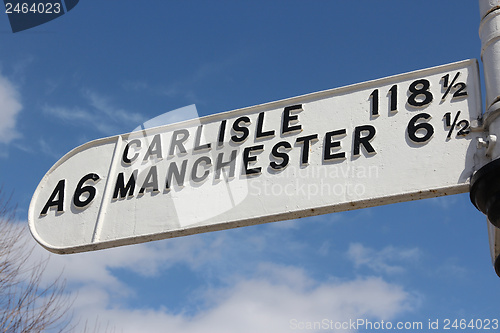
(29, 59, 483, 254)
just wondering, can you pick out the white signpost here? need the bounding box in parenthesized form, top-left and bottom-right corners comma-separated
(29, 59, 483, 254)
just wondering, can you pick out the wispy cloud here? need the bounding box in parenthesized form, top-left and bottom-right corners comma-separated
(347, 243, 421, 274)
(83, 90, 144, 125)
(38, 138, 64, 160)
(122, 52, 248, 104)
(43, 105, 91, 122)
(433, 257, 467, 279)
(42, 90, 146, 136)
(122, 74, 200, 104)
(0, 73, 22, 145)
(427, 196, 458, 210)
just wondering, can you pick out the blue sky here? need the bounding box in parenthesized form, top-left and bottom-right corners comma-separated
(1, 1, 499, 332)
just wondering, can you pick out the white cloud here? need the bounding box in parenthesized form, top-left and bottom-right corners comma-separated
(0, 73, 22, 144)
(21, 236, 418, 333)
(347, 243, 421, 274)
(15, 219, 420, 333)
(65, 261, 415, 333)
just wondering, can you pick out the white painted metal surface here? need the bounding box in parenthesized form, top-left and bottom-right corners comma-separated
(29, 59, 482, 254)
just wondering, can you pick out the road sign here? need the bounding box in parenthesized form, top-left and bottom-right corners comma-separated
(29, 59, 483, 254)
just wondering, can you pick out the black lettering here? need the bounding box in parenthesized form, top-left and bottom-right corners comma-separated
(113, 170, 138, 199)
(40, 179, 65, 215)
(166, 160, 188, 190)
(270, 141, 292, 170)
(73, 173, 100, 208)
(231, 116, 251, 143)
(256, 112, 275, 139)
(191, 156, 211, 182)
(353, 125, 376, 156)
(215, 150, 237, 180)
(296, 134, 318, 165)
(407, 113, 433, 143)
(194, 125, 211, 151)
(143, 134, 163, 161)
(218, 120, 227, 147)
(243, 145, 264, 175)
(122, 139, 141, 164)
(324, 129, 346, 161)
(169, 129, 189, 156)
(282, 104, 302, 134)
(139, 166, 159, 194)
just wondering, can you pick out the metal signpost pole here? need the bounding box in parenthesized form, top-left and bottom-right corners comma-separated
(472, 0, 500, 277)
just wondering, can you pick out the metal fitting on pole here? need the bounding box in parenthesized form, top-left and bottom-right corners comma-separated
(472, 0, 500, 277)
